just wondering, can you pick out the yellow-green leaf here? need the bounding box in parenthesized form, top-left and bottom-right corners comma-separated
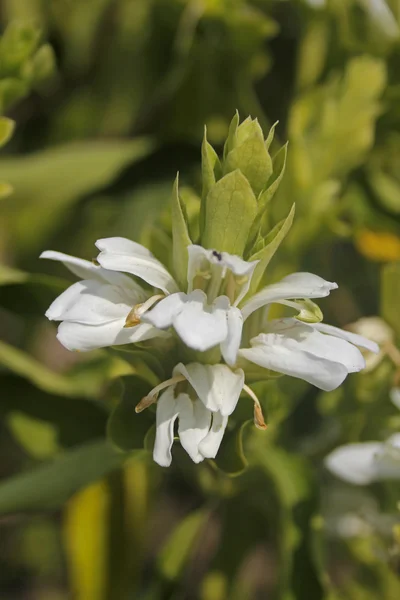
(171, 173, 192, 289)
(201, 170, 258, 256)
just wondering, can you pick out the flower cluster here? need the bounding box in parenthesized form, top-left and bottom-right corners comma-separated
(42, 115, 378, 467)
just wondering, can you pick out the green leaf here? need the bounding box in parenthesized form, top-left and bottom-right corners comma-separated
(8, 412, 60, 460)
(247, 204, 295, 294)
(200, 127, 222, 236)
(30, 43, 56, 82)
(201, 170, 258, 256)
(265, 121, 279, 150)
(246, 143, 288, 251)
(0, 77, 29, 111)
(212, 421, 251, 476)
(0, 116, 15, 147)
(0, 139, 154, 258)
(259, 142, 288, 207)
(225, 127, 273, 196)
(0, 264, 68, 315)
(0, 439, 127, 515)
(223, 111, 239, 161)
(0, 22, 41, 75)
(368, 170, 400, 215)
(158, 509, 209, 580)
(0, 340, 133, 398)
(171, 173, 192, 289)
(107, 377, 155, 452)
(381, 262, 400, 338)
(0, 375, 108, 449)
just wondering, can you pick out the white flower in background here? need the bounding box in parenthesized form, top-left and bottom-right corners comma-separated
(41, 250, 165, 351)
(325, 434, 400, 485)
(135, 362, 266, 467)
(347, 316, 395, 371)
(239, 318, 379, 392)
(326, 388, 400, 485)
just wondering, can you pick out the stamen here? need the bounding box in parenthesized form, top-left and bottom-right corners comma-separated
(124, 294, 164, 327)
(243, 383, 268, 430)
(384, 342, 400, 368)
(135, 374, 186, 413)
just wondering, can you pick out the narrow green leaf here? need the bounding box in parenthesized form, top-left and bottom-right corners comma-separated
(202, 170, 258, 256)
(0, 439, 126, 515)
(224, 133, 273, 196)
(259, 142, 288, 207)
(200, 127, 222, 236)
(223, 111, 239, 161)
(265, 121, 279, 150)
(158, 509, 209, 580)
(247, 204, 295, 295)
(0, 139, 154, 258)
(0, 116, 15, 147)
(171, 173, 192, 289)
(0, 340, 132, 398)
(31, 43, 56, 82)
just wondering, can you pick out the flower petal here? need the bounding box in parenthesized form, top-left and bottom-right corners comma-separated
(241, 272, 338, 320)
(96, 237, 179, 294)
(46, 280, 133, 324)
(142, 293, 187, 329)
(325, 442, 383, 485)
(173, 291, 229, 352)
(40, 249, 140, 292)
(153, 388, 179, 467)
(174, 363, 244, 416)
(56, 319, 162, 351)
(220, 307, 243, 366)
(199, 411, 228, 459)
(312, 322, 380, 354)
(176, 394, 211, 463)
(239, 321, 351, 391)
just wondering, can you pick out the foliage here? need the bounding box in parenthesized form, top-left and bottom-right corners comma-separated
(0, 2, 400, 599)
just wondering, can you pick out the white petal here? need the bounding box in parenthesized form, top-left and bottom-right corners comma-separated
(173, 291, 229, 352)
(96, 237, 153, 257)
(174, 363, 244, 416)
(40, 249, 140, 292)
(348, 316, 393, 345)
(56, 319, 162, 351)
(312, 322, 380, 354)
(325, 442, 383, 485)
(153, 388, 179, 468)
(390, 388, 400, 411)
(266, 319, 365, 372)
(46, 280, 132, 324)
(142, 293, 186, 329)
(241, 272, 338, 320)
(176, 394, 211, 463)
(187, 245, 212, 292)
(239, 321, 351, 391)
(220, 307, 243, 366)
(96, 237, 179, 295)
(199, 411, 228, 459)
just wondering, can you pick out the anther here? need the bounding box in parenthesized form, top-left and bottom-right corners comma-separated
(124, 294, 165, 328)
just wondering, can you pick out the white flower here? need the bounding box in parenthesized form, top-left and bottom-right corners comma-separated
(325, 434, 400, 485)
(96, 240, 258, 365)
(239, 318, 379, 392)
(40, 250, 164, 351)
(135, 362, 266, 467)
(95, 239, 344, 366)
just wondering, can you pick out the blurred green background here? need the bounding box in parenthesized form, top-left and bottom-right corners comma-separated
(0, 0, 400, 598)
